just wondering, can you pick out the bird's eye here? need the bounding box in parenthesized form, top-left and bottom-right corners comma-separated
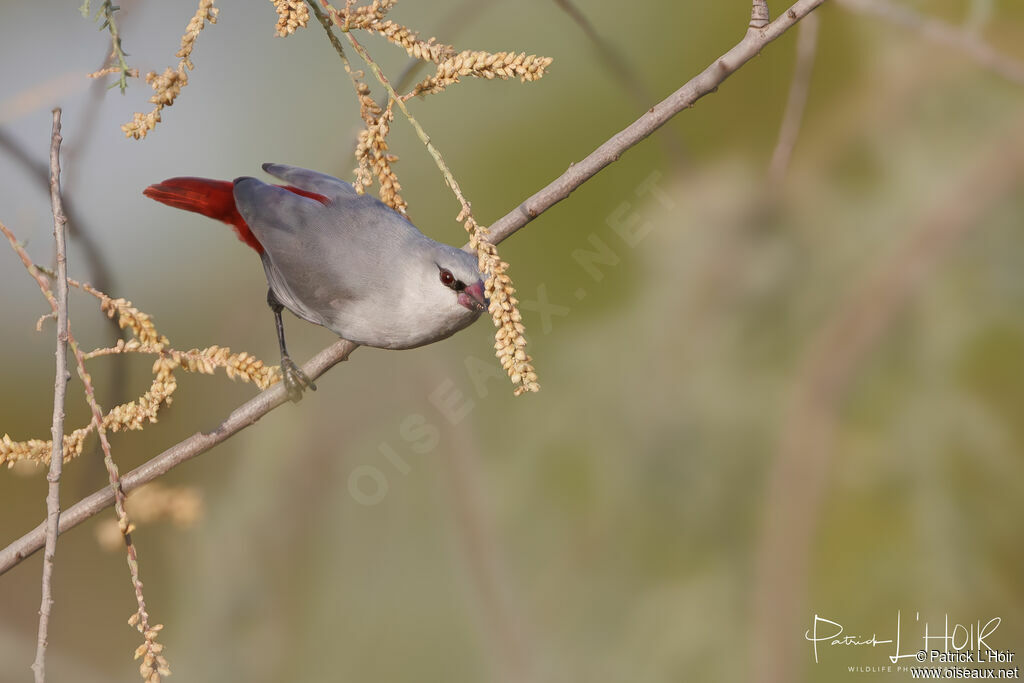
(439, 269, 456, 287)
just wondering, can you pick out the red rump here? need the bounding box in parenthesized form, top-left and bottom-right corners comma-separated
(143, 177, 328, 254)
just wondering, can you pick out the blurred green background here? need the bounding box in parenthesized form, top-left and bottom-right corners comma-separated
(1, 1, 1023, 681)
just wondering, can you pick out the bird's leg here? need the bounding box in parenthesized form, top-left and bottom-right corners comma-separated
(267, 288, 316, 402)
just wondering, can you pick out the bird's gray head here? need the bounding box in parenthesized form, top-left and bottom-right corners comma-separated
(397, 241, 487, 347)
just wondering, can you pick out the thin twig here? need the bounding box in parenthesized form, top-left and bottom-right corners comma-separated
(2, 215, 168, 677)
(31, 108, 69, 683)
(552, 0, 689, 164)
(835, 0, 1024, 86)
(751, 0, 771, 28)
(750, 109, 1024, 683)
(0, 124, 130, 484)
(485, 0, 827, 245)
(0, 0, 826, 575)
(0, 126, 131, 486)
(75, 342, 170, 680)
(331, 13, 541, 394)
(768, 11, 820, 187)
(91, 0, 135, 93)
(342, 24, 476, 219)
(307, 0, 359, 80)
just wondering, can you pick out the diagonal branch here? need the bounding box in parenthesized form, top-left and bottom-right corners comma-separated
(31, 108, 69, 683)
(0, 0, 826, 576)
(485, 0, 827, 245)
(550, 0, 689, 165)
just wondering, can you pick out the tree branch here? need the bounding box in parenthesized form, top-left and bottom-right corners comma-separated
(31, 108, 69, 683)
(551, 0, 689, 163)
(0, 0, 826, 576)
(485, 0, 827, 245)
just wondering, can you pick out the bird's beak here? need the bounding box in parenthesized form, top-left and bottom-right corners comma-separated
(458, 280, 488, 313)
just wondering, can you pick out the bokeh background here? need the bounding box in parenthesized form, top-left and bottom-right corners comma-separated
(2, 1, 1023, 681)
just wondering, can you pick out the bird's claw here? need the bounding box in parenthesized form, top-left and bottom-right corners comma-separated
(281, 356, 316, 403)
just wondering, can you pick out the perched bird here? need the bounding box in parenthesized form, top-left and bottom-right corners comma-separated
(144, 163, 487, 402)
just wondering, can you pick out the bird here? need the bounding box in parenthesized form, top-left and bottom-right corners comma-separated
(143, 163, 487, 402)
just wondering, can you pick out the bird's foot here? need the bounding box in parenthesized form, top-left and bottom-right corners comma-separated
(281, 356, 316, 403)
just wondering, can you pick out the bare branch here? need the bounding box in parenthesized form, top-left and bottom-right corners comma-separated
(751, 0, 771, 29)
(0, 340, 357, 576)
(768, 11, 820, 187)
(0, 0, 826, 576)
(552, 0, 689, 163)
(836, 0, 1024, 86)
(31, 108, 69, 683)
(485, 0, 827, 245)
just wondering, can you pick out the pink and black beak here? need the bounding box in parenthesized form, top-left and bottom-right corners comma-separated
(458, 280, 488, 313)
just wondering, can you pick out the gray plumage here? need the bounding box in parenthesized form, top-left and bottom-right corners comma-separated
(233, 163, 485, 349)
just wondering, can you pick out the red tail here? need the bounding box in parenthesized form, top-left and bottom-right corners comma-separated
(144, 177, 264, 253)
(143, 177, 330, 254)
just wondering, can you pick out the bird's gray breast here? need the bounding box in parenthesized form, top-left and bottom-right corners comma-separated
(236, 178, 435, 347)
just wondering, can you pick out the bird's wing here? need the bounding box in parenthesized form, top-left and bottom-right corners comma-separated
(260, 163, 358, 201)
(234, 177, 363, 326)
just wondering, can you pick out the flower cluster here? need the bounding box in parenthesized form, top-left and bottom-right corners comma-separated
(465, 218, 539, 395)
(270, 0, 309, 37)
(122, 0, 218, 139)
(412, 50, 554, 96)
(0, 280, 280, 470)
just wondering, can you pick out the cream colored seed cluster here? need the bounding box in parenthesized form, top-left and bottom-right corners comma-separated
(1, 432, 82, 468)
(179, 0, 218, 68)
(372, 21, 454, 62)
(467, 223, 539, 395)
(0, 281, 282, 469)
(354, 105, 407, 214)
(327, 0, 547, 394)
(336, 0, 396, 27)
(335, 1, 455, 64)
(100, 296, 168, 348)
(129, 614, 170, 683)
(414, 50, 554, 96)
(172, 346, 279, 388)
(1, 371, 177, 468)
(123, 0, 218, 139)
(270, 0, 305, 36)
(270, 0, 309, 37)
